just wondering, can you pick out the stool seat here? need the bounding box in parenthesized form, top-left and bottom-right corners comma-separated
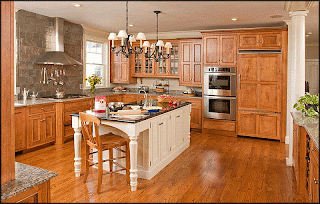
(99, 133, 128, 149)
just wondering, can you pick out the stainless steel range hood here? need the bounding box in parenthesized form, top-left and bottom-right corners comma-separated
(34, 17, 82, 66)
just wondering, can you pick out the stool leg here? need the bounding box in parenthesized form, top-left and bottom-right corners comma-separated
(97, 148, 103, 193)
(109, 149, 113, 172)
(126, 142, 130, 185)
(83, 144, 90, 183)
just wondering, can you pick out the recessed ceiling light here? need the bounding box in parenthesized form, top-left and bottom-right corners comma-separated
(270, 15, 283, 18)
(307, 32, 312, 35)
(129, 24, 134, 27)
(306, 34, 310, 37)
(231, 18, 238, 21)
(73, 4, 82, 7)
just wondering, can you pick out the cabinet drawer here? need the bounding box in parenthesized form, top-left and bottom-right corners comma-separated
(28, 103, 55, 115)
(176, 97, 202, 107)
(203, 118, 236, 132)
(64, 99, 92, 110)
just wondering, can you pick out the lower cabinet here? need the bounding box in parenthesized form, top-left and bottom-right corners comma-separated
(175, 97, 202, 130)
(308, 140, 319, 203)
(14, 107, 27, 152)
(237, 111, 281, 140)
(3, 181, 51, 203)
(27, 110, 56, 149)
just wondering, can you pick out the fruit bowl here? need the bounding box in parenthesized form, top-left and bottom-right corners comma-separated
(157, 94, 174, 103)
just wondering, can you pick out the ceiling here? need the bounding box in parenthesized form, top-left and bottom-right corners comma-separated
(14, 1, 319, 44)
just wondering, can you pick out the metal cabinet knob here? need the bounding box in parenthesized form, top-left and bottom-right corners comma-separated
(312, 148, 316, 151)
(41, 108, 44, 110)
(314, 178, 318, 184)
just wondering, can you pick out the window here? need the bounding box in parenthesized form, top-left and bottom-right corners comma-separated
(84, 40, 108, 87)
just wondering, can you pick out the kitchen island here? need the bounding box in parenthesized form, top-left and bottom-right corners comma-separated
(71, 100, 192, 191)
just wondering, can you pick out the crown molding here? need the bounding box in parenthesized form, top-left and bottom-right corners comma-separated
(284, 1, 314, 12)
(306, 43, 319, 46)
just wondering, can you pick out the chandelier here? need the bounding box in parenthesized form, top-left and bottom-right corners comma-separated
(108, 1, 146, 58)
(143, 11, 172, 62)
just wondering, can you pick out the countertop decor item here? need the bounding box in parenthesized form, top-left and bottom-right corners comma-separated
(84, 74, 103, 93)
(143, 11, 172, 62)
(108, 1, 145, 58)
(293, 93, 319, 117)
(157, 94, 175, 103)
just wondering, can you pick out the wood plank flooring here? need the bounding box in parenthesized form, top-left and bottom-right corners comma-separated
(15, 131, 306, 203)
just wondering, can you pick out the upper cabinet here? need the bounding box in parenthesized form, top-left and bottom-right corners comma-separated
(110, 43, 137, 84)
(179, 39, 202, 87)
(239, 33, 281, 49)
(203, 35, 237, 67)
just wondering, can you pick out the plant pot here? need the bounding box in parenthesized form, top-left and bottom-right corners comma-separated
(305, 104, 319, 113)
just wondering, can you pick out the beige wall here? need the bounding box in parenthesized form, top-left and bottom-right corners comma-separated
(306, 45, 319, 59)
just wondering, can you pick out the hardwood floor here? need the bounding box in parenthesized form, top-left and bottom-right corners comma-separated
(15, 131, 305, 203)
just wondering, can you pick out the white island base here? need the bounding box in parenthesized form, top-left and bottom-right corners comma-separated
(72, 104, 191, 191)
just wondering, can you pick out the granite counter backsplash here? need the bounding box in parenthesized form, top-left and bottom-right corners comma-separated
(1, 162, 57, 202)
(291, 112, 319, 150)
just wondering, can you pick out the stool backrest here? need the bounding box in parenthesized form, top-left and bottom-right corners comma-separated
(79, 112, 102, 148)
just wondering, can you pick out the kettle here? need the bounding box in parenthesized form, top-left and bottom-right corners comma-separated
(31, 91, 38, 100)
(55, 88, 65, 99)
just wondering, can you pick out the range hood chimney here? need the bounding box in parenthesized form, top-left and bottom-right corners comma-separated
(34, 17, 82, 66)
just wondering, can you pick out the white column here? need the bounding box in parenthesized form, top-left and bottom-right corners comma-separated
(72, 116, 82, 177)
(284, 20, 293, 166)
(286, 10, 308, 166)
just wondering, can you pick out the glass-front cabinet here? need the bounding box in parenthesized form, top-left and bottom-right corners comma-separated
(131, 40, 179, 78)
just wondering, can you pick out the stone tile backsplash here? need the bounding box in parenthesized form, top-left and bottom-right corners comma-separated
(16, 9, 83, 98)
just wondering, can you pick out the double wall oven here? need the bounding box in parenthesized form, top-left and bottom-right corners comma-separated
(203, 67, 236, 120)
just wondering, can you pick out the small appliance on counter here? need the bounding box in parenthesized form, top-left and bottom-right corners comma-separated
(138, 86, 149, 93)
(155, 79, 169, 94)
(113, 85, 128, 92)
(183, 88, 196, 97)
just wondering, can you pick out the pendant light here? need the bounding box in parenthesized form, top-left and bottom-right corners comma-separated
(143, 11, 172, 62)
(108, 1, 146, 58)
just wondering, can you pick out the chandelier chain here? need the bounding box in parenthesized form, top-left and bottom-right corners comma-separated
(156, 12, 158, 42)
(126, 1, 128, 34)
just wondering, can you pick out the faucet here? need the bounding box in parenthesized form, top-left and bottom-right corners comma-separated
(22, 88, 29, 101)
(141, 90, 148, 108)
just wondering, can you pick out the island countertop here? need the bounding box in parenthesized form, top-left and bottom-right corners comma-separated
(1, 162, 57, 202)
(70, 99, 192, 123)
(291, 112, 319, 150)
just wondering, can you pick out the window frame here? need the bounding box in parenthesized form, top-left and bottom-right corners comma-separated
(83, 35, 110, 89)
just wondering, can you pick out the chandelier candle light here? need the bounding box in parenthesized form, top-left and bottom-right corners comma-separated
(108, 1, 146, 58)
(143, 11, 172, 62)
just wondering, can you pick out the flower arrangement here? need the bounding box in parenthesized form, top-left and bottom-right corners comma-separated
(84, 75, 103, 93)
(293, 93, 319, 117)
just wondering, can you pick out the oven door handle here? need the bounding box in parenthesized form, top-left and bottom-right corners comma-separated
(204, 96, 236, 100)
(204, 73, 236, 76)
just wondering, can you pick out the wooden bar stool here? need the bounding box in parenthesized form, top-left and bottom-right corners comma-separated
(79, 112, 130, 194)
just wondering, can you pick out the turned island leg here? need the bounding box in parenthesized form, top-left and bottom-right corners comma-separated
(128, 135, 138, 191)
(72, 116, 82, 177)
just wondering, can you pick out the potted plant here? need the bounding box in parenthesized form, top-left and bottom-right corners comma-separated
(84, 75, 103, 94)
(293, 93, 319, 117)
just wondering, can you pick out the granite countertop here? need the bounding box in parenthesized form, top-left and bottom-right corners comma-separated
(14, 91, 202, 108)
(291, 112, 319, 150)
(1, 162, 57, 202)
(70, 99, 192, 123)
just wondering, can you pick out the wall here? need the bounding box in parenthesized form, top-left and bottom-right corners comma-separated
(306, 44, 319, 59)
(305, 45, 319, 94)
(15, 9, 83, 98)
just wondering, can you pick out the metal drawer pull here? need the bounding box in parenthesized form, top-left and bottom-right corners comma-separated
(176, 115, 180, 118)
(259, 114, 267, 116)
(314, 178, 318, 184)
(159, 122, 163, 126)
(40, 119, 46, 122)
(41, 108, 44, 110)
(312, 148, 316, 151)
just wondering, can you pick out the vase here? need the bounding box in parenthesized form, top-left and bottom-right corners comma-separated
(90, 86, 96, 96)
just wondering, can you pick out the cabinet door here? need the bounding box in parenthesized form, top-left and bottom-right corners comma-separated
(42, 112, 56, 143)
(257, 84, 280, 112)
(175, 110, 184, 146)
(191, 42, 202, 86)
(27, 114, 42, 149)
(239, 34, 260, 49)
(310, 153, 319, 203)
(15, 108, 26, 152)
(169, 43, 179, 75)
(292, 123, 300, 186)
(238, 83, 258, 110)
(160, 114, 170, 158)
(190, 106, 202, 129)
(260, 33, 281, 48)
(180, 42, 192, 85)
(133, 50, 143, 75)
(256, 112, 280, 140)
(110, 53, 120, 83)
(238, 54, 258, 81)
(219, 35, 237, 66)
(237, 111, 257, 136)
(150, 118, 161, 167)
(203, 36, 219, 66)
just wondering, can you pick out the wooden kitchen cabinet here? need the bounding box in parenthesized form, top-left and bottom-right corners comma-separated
(237, 111, 281, 140)
(14, 107, 27, 152)
(203, 35, 237, 67)
(110, 43, 136, 84)
(176, 97, 202, 129)
(179, 39, 202, 87)
(309, 139, 319, 203)
(239, 33, 281, 49)
(27, 104, 56, 149)
(238, 54, 281, 112)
